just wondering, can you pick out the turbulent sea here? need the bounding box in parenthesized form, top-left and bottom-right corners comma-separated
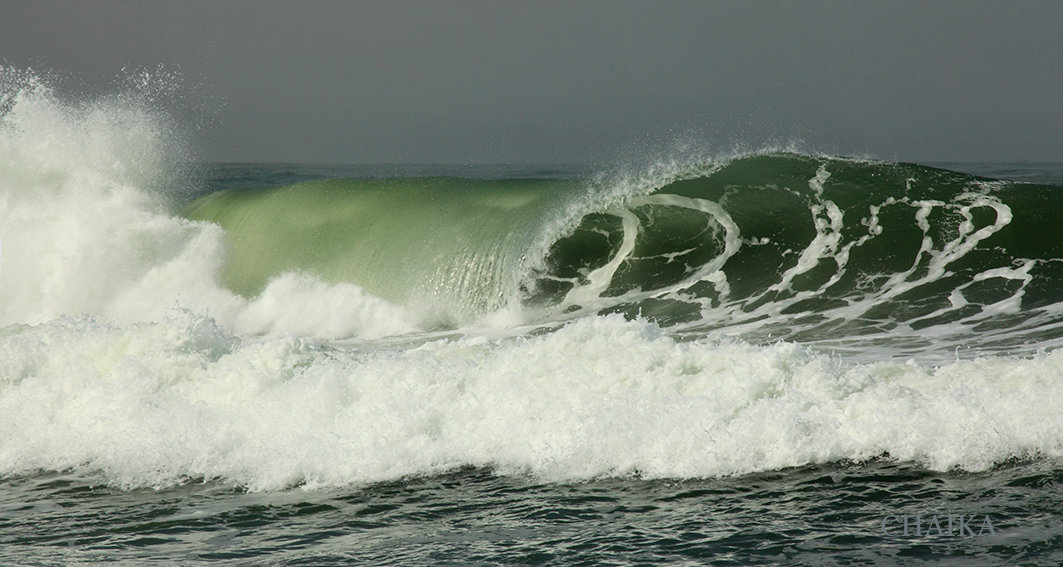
(3, 72, 1063, 566)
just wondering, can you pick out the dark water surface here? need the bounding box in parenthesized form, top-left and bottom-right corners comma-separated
(4, 458, 1063, 566)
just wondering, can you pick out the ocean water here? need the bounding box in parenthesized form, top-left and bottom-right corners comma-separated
(2, 70, 1063, 566)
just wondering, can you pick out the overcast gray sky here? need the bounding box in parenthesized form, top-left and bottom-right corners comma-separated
(3, 1, 1061, 164)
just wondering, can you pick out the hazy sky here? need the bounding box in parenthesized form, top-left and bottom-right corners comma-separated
(3, 1, 1062, 164)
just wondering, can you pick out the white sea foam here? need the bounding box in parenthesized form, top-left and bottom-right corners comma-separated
(1, 313, 1060, 490)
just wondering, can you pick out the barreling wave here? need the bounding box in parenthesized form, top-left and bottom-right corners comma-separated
(184, 153, 1063, 358)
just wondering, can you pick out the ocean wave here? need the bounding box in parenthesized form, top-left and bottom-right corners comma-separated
(4, 67, 1063, 490)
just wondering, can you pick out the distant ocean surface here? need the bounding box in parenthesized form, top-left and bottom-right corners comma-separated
(3, 70, 1063, 566)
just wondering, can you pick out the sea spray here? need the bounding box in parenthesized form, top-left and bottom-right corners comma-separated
(0, 67, 415, 339)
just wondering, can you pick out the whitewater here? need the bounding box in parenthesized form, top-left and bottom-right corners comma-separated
(3, 68, 1063, 564)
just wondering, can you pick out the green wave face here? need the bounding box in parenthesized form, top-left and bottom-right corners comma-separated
(183, 177, 577, 324)
(545, 154, 1063, 355)
(184, 153, 1063, 355)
